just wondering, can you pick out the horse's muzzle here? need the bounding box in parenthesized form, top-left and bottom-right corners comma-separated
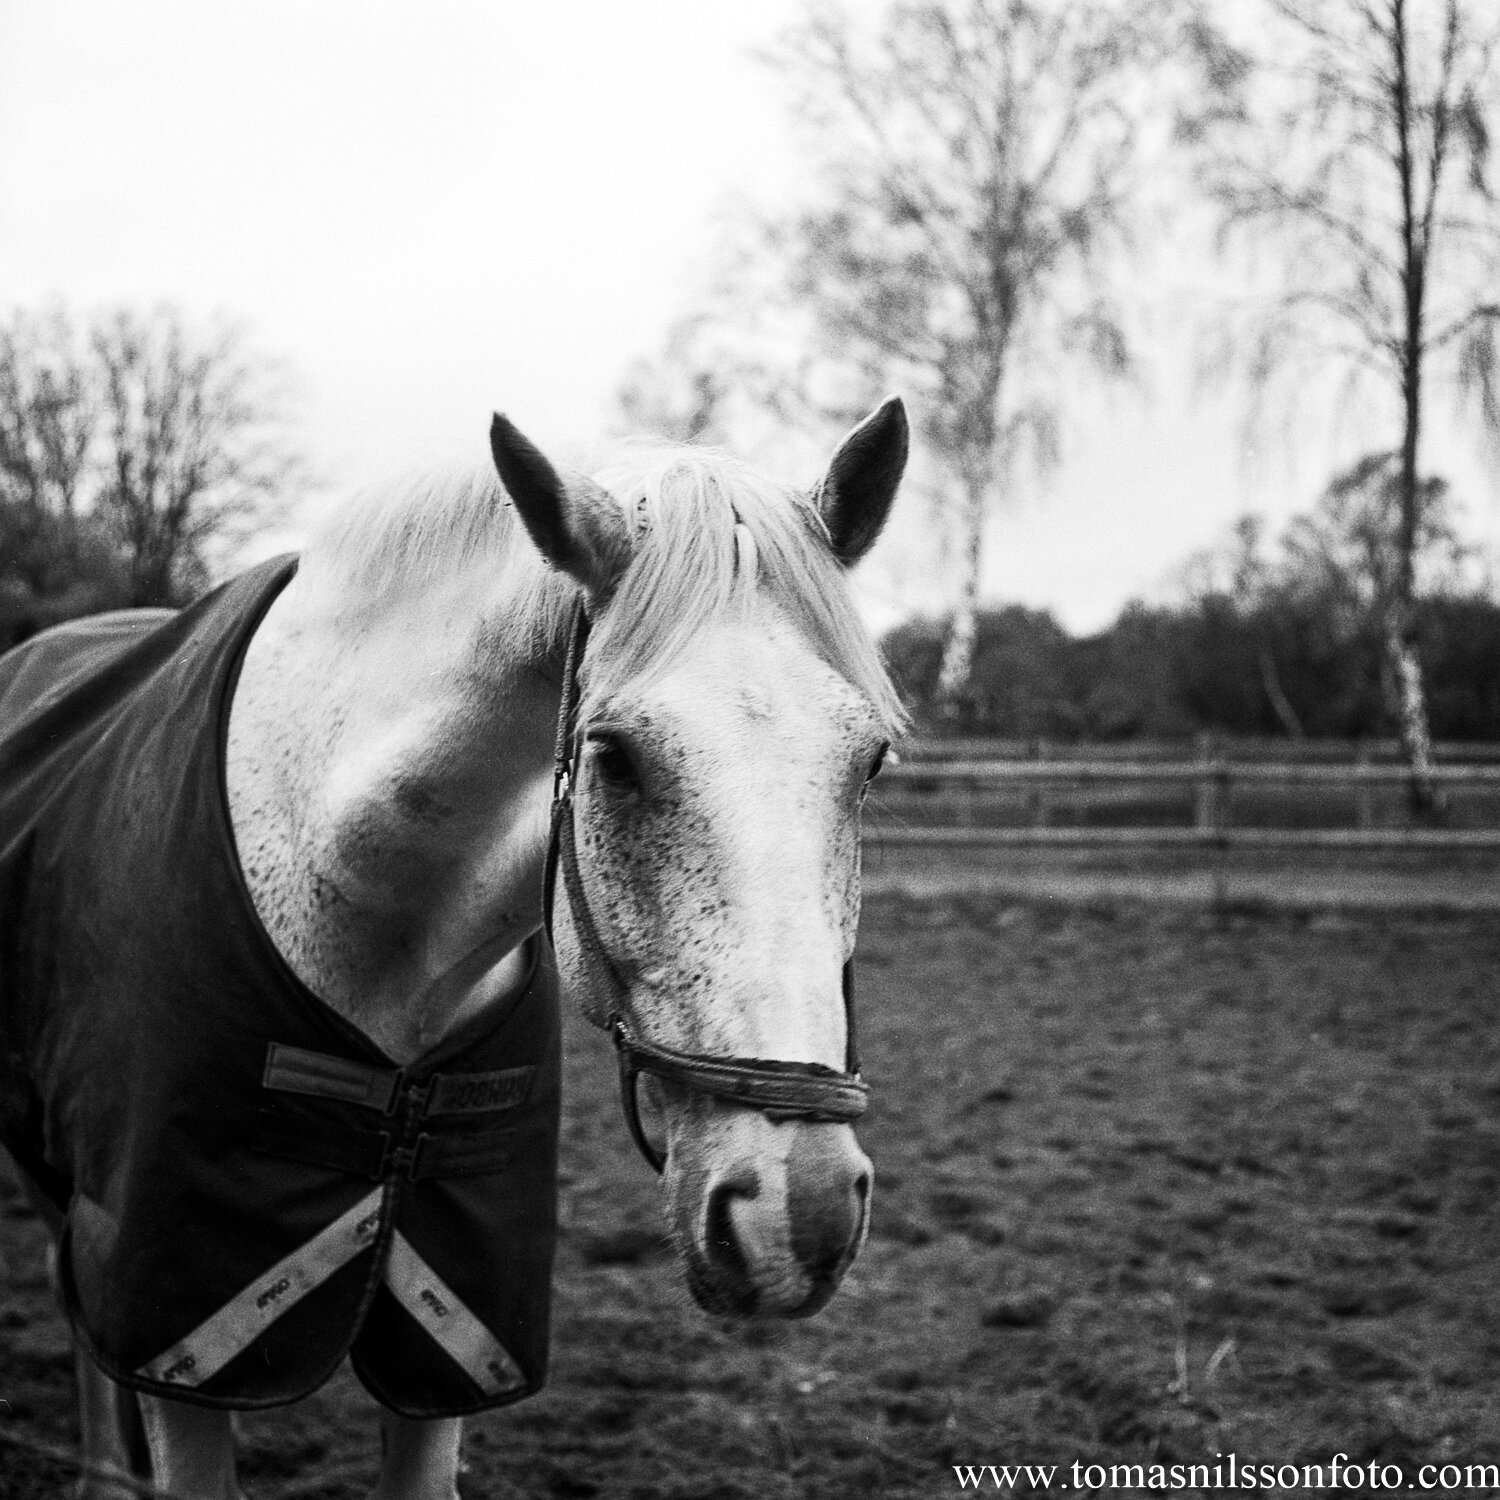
(673, 1117, 872, 1319)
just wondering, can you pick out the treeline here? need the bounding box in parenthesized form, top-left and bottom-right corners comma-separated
(0, 306, 296, 653)
(884, 593, 1500, 742)
(886, 464, 1500, 742)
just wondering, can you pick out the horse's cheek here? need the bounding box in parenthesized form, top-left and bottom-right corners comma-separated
(826, 812, 862, 946)
(591, 792, 712, 949)
(580, 799, 669, 964)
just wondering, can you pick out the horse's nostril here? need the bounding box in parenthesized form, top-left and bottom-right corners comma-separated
(786, 1140, 871, 1288)
(853, 1168, 871, 1212)
(851, 1169, 872, 1240)
(703, 1175, 755, 1282)
(801, 1203, 859, 1285)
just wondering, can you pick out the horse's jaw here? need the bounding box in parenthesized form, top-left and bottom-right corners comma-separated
(661, 1105, 872, 1319)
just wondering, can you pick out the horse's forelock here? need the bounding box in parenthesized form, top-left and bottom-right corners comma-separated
(585, 445, 907, 735)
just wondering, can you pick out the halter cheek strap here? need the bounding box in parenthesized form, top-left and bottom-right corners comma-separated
(542, 603, 869, 1174)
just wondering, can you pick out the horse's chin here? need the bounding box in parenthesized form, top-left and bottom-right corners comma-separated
(663, 1113, 872, 1321)
(680, 1254, 844, 1321)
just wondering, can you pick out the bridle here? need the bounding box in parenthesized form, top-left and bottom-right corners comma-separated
(542, 603, 869, 1173)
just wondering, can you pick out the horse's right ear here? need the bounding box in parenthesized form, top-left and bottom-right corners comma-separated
(490, 413, 631, 599)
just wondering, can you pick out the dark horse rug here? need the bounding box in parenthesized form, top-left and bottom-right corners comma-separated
(0, 560, 560, 1417)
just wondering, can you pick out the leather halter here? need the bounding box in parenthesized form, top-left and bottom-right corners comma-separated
(542, 603, 869, 1173)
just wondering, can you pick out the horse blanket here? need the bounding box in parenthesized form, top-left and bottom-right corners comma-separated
(0, 558, 560, 1416)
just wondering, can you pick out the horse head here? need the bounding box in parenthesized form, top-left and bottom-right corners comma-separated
(491, 401, 908, 1317)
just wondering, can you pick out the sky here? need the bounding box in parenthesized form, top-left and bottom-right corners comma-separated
(2, 0, 1496, 634)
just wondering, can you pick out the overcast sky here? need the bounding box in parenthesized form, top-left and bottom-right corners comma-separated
(3, 1, 1495, 632)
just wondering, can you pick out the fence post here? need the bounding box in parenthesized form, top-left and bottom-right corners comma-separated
(1030, 737, 1051, 828)
(1355, 740, 1373, 830)
(1194, 731, 1221, 836)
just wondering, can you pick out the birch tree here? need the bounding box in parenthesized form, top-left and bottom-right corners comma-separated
(754, 0, 1218, 708)
(1198, 0, 1500, 812)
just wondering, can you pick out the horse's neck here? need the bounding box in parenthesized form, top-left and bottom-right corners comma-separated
(226, 565, 562, 1062)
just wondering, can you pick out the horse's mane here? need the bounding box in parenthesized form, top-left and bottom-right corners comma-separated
(302, 443, 907, 734)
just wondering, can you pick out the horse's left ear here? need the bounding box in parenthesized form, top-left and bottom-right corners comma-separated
(490, 414, 631, 600)
(815, 396, 908, 566)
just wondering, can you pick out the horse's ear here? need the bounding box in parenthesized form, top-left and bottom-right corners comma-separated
(815, 396, 908, 566)
(490, 413, 631, 599)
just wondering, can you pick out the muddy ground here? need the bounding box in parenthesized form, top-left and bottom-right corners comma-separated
(2, 892, 1497, 1497)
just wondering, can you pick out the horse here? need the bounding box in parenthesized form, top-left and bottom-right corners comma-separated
(0, 397, 909, 1498)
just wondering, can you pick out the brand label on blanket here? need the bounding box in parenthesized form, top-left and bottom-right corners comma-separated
(136, 1190, 384, 1387)
(135, 1193, 524, 1398)
(384, 1234, 526, 1396)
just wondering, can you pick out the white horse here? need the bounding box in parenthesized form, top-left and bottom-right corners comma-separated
(4, 398, 908, 1497)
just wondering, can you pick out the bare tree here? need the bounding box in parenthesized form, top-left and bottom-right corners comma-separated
(0, 309, 95, 521)
(1282, 454, 1475, 622)
(732, 0, 1219, 710)
(88, 309, 297, 605)
(1198, 0, 1500, 811)
(1178, 457, 1479, 744)
(0, 305, 299, 633)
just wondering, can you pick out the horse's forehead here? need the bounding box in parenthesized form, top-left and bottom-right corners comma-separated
(625, 624, 873, 754)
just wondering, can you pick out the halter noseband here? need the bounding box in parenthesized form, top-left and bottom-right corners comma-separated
(542, 604, 869, 1173)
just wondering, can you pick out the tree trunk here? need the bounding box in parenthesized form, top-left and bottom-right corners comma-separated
(1392, 299, 1438, 813)
(1257, 648, 1304, 739)
(1388, 0, 1439, 818)
(1386, 609, 1441, 819)
(936, 476, 987, 714)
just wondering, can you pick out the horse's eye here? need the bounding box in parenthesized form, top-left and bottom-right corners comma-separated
(588, 731, 640, 793)
(863, 742, 890, 788)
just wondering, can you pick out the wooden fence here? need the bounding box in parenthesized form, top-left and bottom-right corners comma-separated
(894, 734, 1500, 764)
(867, 740, 1500, 851)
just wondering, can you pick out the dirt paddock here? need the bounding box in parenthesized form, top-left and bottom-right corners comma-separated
(2, 889, 1497, 1497)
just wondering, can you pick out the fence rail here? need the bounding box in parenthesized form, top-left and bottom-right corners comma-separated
(868, 825, 1500, 851)
(867, 743, 1500, 851)
(896, 735, 1500, 763)
(884, 759, 1500, 786)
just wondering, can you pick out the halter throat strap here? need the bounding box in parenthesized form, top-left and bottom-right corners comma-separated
(541, 600, 868, 1174)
